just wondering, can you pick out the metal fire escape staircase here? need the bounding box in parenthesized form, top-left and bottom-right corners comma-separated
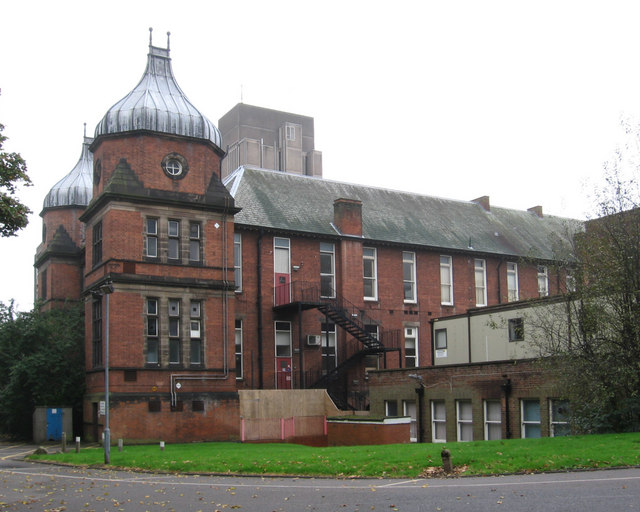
(274, 281, 401, 407)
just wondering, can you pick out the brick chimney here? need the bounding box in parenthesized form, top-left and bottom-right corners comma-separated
(472, 195, 490, 212)
(528, 205, 543, 218)
(333, 198, 363, 236)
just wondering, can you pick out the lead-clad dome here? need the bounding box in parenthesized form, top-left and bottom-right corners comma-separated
(94, 30, 222, 148)
(43, 135, 93, 209)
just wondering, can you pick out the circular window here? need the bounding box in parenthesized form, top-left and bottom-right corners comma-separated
(165, 159, 182, 176)
(161, 153, 189, 179)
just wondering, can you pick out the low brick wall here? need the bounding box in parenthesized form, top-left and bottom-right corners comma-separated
(327, 417, 411, 446)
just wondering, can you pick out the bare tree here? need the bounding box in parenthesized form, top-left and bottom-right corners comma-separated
(533, 121, 640, 433)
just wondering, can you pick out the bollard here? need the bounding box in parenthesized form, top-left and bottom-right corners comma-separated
(441, 448, 453, 474)
(75, 436, 81, 453)
(160, 441, 165, 451)
(118, 438, 123, 452)
(61, 432, 67, 453)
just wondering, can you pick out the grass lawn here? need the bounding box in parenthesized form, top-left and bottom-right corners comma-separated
(29, 432, 640, 478)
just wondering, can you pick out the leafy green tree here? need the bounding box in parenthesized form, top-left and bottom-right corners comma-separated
(0, 302, 84, 439)
(0, 122, 31, 237)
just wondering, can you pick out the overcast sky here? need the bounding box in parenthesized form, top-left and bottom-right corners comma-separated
(2, 0, 640, 311)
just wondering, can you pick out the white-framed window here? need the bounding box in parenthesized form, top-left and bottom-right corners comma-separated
(168, 220, 180, 261)
(403, 251, 417, 302)
(235, 319, 243, 379)
(456, 400, 473, 442)
(189, 300, 201, 365)
(521, 399, 541, 438)
(403, 400, 418, 442)
(274, 237, 290, 273)
(440, 255, 453, 305)
(189, 222, 201, 263)
(146, 298, 159, 364)
(550, 399, 570, 437)
(404, 327, 418, 368)
(431, 400, 446, 442)
(363, 247, 378, 300)
(146, 218, 158, 258)
(484, 400, 502, 440)
(385, 400, 398, 417)
(434, 328, 447, 358)
(320, 242, 336, 298)
(507, 262, 519, 301)
(474, 259, 487, 307)
(537, 265, 549, 297)
(321, 322, 337, 373)
(275, 321, 292, 357)
(234, 233, 242, 292)
(168, 298, 181, 364)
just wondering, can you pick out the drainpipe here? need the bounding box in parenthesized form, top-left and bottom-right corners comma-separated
(430, 318, 435, 366)
(416, 386, 425, 443)
(467, 311, 472, 364)
(257, 229, 264, 389)
(409, 373, 425, 443)
(298, 302, 304, 388)
(501, 378, 512, 439)
(497, 261, 503, 304)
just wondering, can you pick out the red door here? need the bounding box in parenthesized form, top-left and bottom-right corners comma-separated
(276, 358, 292, 389)
(275, 273, 290, 306)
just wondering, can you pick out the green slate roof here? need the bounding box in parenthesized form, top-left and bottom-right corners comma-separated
(225, 166, 582, 260)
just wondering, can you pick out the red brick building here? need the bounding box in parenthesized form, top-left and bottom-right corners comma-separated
(226, 167, 579, 413)
(34, 33, 580, 442)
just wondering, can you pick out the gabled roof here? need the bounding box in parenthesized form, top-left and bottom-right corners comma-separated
(225, 166, 582, 260)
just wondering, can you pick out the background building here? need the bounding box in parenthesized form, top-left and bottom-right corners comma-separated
(219, 103, 322, 179)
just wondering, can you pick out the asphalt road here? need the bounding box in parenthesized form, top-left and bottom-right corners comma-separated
(1, 442, 640, 511)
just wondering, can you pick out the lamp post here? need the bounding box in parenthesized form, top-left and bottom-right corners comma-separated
(408, 373, 425, 443)
(93, 280, 114, 464)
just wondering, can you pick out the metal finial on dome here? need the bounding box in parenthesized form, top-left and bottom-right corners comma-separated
(167, 31, 171, 50)
(83, 122, 86, 137)
(94, 32, 222, 148)
(149, 27, 153, 45)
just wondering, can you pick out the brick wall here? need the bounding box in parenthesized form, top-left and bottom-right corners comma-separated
(234, 225, 564, 398)
(83, 392, 240, 443)
(368, 359, 563, 442)
(91, 134, 223, 198)
(327, 418, 410, 446)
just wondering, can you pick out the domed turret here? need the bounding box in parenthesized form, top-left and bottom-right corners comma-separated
(94, 29, 221, 148)
(43, 133, 93, 209)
